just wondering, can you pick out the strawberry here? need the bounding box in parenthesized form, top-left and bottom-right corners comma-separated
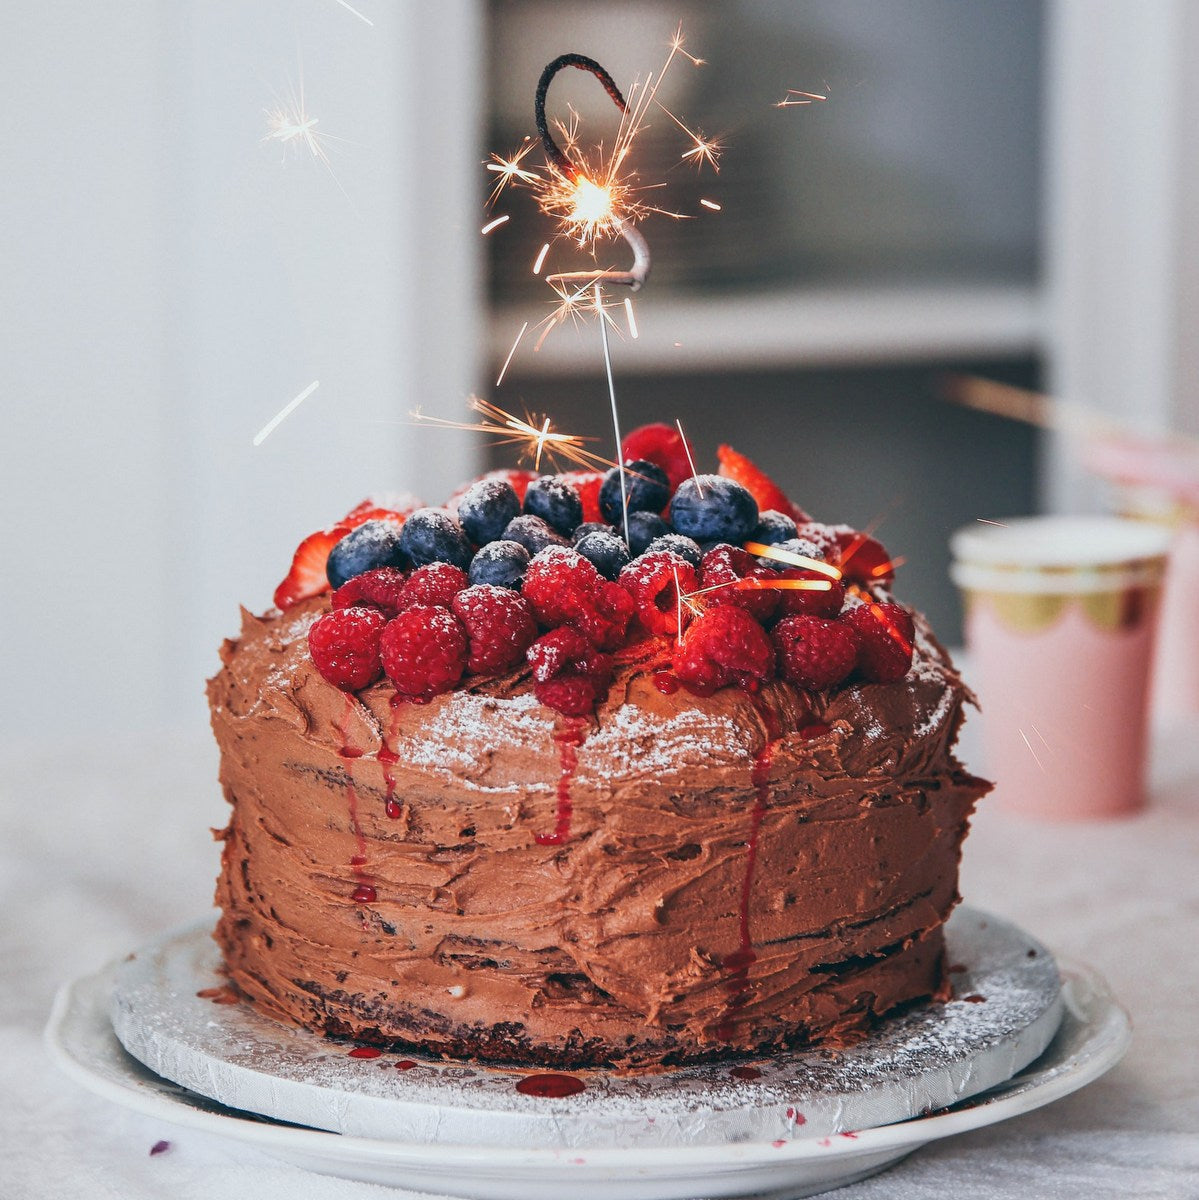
(558, 470, 606, 523)
(834, 529, 897, 585)
(621, 423, 695, 492)
(716, 445, 810, 523)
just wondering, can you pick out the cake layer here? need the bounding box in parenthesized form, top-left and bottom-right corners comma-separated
(209, 599, 985, 1068)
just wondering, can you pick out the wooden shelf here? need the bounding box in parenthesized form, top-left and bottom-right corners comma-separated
(488, 282, 1044, 375)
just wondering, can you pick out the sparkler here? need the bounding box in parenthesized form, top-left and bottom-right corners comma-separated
(264, 73, 355, 209)
(411, 396, 617, 474)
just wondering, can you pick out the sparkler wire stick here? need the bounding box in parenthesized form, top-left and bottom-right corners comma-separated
(596, 282, 630, 546)
(536, 54, 652, 291)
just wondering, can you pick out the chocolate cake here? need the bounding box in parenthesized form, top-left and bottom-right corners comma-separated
(210, 430, 988, 1070)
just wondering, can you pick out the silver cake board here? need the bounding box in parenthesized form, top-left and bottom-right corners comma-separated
(109, 906, 1062, 1150)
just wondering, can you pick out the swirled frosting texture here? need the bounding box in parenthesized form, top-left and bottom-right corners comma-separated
(210, 597, 987, 1068)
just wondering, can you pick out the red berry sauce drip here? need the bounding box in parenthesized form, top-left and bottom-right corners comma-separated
(715, 696, 782, 1040)
(730, 1065, 762, 1081)
(653, 669, 680, 695)
(393, 1059, 418, 1070)
(379, 692, 404, 820)
(515, 1073, 586, 1098)
(149, 1140, 171, 1156)
(535, 718, 587, 846)
(338, 696, 374, 903)
(797, 722, 831, 740)
(348, 1046, 382, 1059)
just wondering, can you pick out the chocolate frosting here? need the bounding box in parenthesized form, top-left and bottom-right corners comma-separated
(209, 597, 987, 1068)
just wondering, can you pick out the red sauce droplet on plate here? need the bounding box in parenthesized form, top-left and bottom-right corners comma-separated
(149, 1140, 170, 1156)
(393, 1059, 418, 1070)
(348, 1046, 382, 1059)
(351, 884, 377, 904)
(516, 1073, 585, 1098)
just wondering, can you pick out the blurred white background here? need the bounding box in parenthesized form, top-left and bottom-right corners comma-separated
(3, 0, 1198, 746)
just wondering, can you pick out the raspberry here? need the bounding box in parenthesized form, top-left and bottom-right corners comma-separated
(699, 545, 779, 624)
(522, 547, 601, 625)
(451, 585, 537, 674)
(843, 602, 915, 683)
(558, 470, 605, 523)
(773, 569, 846, 619)
(527, 628, 613, 715)
(331, 567, 408, 617)
(673, 606, 775, 695)
(308, 606, 387, 691)
(621, 423, 695, 492)
(834, 529, 896, 585)
(399, 562, 469, 610)
(618, 551, 699, 636)
(716, 444, 810, 523)
(772, 616, 859, 690)
(380, 606, 468, 699)
(571, 579, 635, 650)
(792, 521, 841, 561)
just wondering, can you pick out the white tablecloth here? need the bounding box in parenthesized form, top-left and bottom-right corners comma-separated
(2, 720, 1198, 1199)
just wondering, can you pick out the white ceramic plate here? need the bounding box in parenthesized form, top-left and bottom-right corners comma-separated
(46, 930, 1128, 1198)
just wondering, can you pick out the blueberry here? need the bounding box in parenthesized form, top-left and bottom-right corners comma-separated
(599, 460, 671, 525)
(397, 508, 473, 571)
(457, 479, 520, 545)
(750, 509, 798, 546)
(469, 540, 530, 589)
(572, 521, 615, 544)
(669, 475, 758, 545)
(326, 520, 407, 588)
(623, 511, 670, 557)
(523, 476, 583, 536)
(575, 530, 631, 580)
(760, 537, 826, 571)
(646, 533, 703, 568)
(501, 514, 570, 556)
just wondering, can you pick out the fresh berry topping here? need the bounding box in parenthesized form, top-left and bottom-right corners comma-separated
(327, 520, 408, 589)
(399, 562, 468, 610)
(574, 530, 631, 580)
(380, 605, 468, 699)
(523, 476, 584, 536)
(274, 527, 345, 610)
(623, 511, 671, 557)
(572, 521, 614, 543)
(621, 422, 695, 492)
(501, 514, 570, 556)
(331, 567, 408, 618)
(558, 470, 605, 523)
(599, 460, 671, 525)
(669, 475, 759, 545)
(527, 628, 613, 716)
(457, 479, 521, 545)
(445, 468, 539, 509)
(699, 545, 779, 623)
(773, 568, 846, 620)
(772, 616, 859, 690)
(716, 444, 810, 522)
(573, 580, 636, 650)
(843, 602, 915, 683)
(468, 540, 530, 589)
(341, 493, 422, 524)
(451, 585, 537, 674)
(521, 546, 628, 647)
(792, 521, 841, 561)
(527, 626, 594, 681)
(618, 550, 699, 636)
(645, 533, 703, 568)
(397, 509, 473, 571)
(750, 510, 799, 546)
(673, 606, 775, 694)
(308, 606, 387, 691)
(834, 530, 897, 585)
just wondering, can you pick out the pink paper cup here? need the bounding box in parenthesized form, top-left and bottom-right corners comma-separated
(951, 517, 1171, 820)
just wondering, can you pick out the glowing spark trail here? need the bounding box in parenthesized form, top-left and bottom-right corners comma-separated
(624, 297, 639, 339)
(481, 215, 510, 235)
(496, 322, 528, 387)
(775, 89, 828, 108)
(332, 0, 374, 26)
(253, 380, 320, 446)
(700, 198, 722, 211)
(744, 541, 843, 580)
(532, 243, 550, 274)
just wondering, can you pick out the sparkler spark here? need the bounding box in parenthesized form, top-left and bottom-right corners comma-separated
(496, 322, 528, 387)
(253, 380, 320, 446)
(775, 88, 828, 108)
(532, 243, 550, 274)
(263, 72, 356, 210)
(412, 397, 616, 474)
(744, 541, 843, 580)
(481, 214, 510, 235)
(699, 198, 722, 211)
(624, 297, 639, 339)
(332, 0, 374, 26)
